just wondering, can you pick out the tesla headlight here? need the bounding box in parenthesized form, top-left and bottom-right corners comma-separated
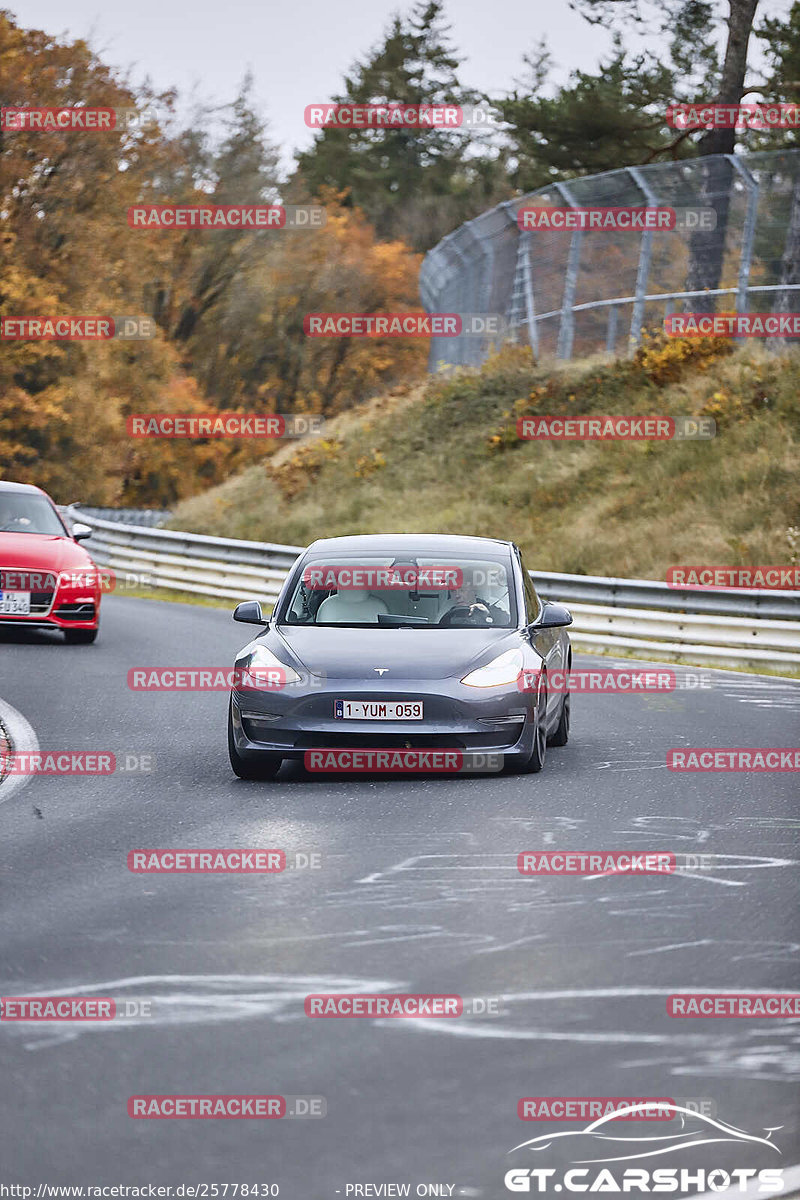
(240, 644, 301, 690)
(461, 648, 525, 688)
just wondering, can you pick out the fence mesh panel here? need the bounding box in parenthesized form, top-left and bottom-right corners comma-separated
(419, 150, 800, 368)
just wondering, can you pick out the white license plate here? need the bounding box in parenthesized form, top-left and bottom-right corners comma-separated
(0, 591, 30, 615)
(335, 700, 423, 720)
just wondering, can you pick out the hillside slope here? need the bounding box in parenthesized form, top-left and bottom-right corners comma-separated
(170, 339, 800, 580)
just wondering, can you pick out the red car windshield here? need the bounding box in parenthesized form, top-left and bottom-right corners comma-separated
(0, 493, 69, 536)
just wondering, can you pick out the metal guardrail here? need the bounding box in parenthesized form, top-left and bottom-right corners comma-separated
(68, 508, 800, 673)
(73, 506, 172, 527)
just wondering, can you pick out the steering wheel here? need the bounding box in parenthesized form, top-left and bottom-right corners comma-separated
(439, 603, 494, 627)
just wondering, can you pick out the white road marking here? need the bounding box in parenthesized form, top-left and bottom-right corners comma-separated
(0, 695, 39, 804)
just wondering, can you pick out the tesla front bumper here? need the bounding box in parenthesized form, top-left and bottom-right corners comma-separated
(230, 675, 540, 765)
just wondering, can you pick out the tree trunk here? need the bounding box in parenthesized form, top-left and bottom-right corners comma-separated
(686, 0, 759, 312)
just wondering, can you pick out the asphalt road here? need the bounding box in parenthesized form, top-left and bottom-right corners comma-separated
(1, 596, 798, 1196)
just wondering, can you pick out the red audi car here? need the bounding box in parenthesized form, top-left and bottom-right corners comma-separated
(0, 481, 102, 644)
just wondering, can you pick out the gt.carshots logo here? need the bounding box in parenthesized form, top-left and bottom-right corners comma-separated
(505, 1104, 784, 1192)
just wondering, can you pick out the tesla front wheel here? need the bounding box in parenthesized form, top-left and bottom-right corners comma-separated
(549, 691, 570, 747)
(518, 677, 547, 774)
(228, 702, 282, 780)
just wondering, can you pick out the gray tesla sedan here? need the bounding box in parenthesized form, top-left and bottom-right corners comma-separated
(227, 534, 572, 780)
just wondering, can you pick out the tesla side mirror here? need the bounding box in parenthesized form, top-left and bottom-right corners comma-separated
(233, 600, 268, 626)
(72, 523, 93, 542)
(531, 601, 573, 629)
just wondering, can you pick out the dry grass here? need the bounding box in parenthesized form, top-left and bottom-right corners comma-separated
(170, 341, 800, 579)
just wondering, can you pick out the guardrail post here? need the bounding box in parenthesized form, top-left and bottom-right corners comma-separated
(605, 304, 619, 354)
(627, 167, 659, 351)
(554, 182, 581, 360)
(728, 155, 759, 315)
(508, 228, 540, 357)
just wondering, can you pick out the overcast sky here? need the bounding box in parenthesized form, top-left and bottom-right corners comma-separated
(9, 0, 791, 171)
(10, 0, 622, 164)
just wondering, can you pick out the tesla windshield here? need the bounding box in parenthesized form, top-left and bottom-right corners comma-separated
(0, 493, 68, 536)
(281, 555, 516, 627)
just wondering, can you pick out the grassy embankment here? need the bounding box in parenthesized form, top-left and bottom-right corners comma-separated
(170, 338, 799, 581)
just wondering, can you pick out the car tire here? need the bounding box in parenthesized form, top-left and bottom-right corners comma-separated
(64, 628, 98, 645)
(549, 692, 570, 747)
(518, 675, 547, 774)
(227, 702, 282, 780)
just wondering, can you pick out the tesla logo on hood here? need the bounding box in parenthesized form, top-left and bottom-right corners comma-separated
(373, 668, 389, 675)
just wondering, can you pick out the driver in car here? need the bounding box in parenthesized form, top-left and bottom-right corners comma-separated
(438, 579, 509, 626)
(0, 501, 31, 530)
